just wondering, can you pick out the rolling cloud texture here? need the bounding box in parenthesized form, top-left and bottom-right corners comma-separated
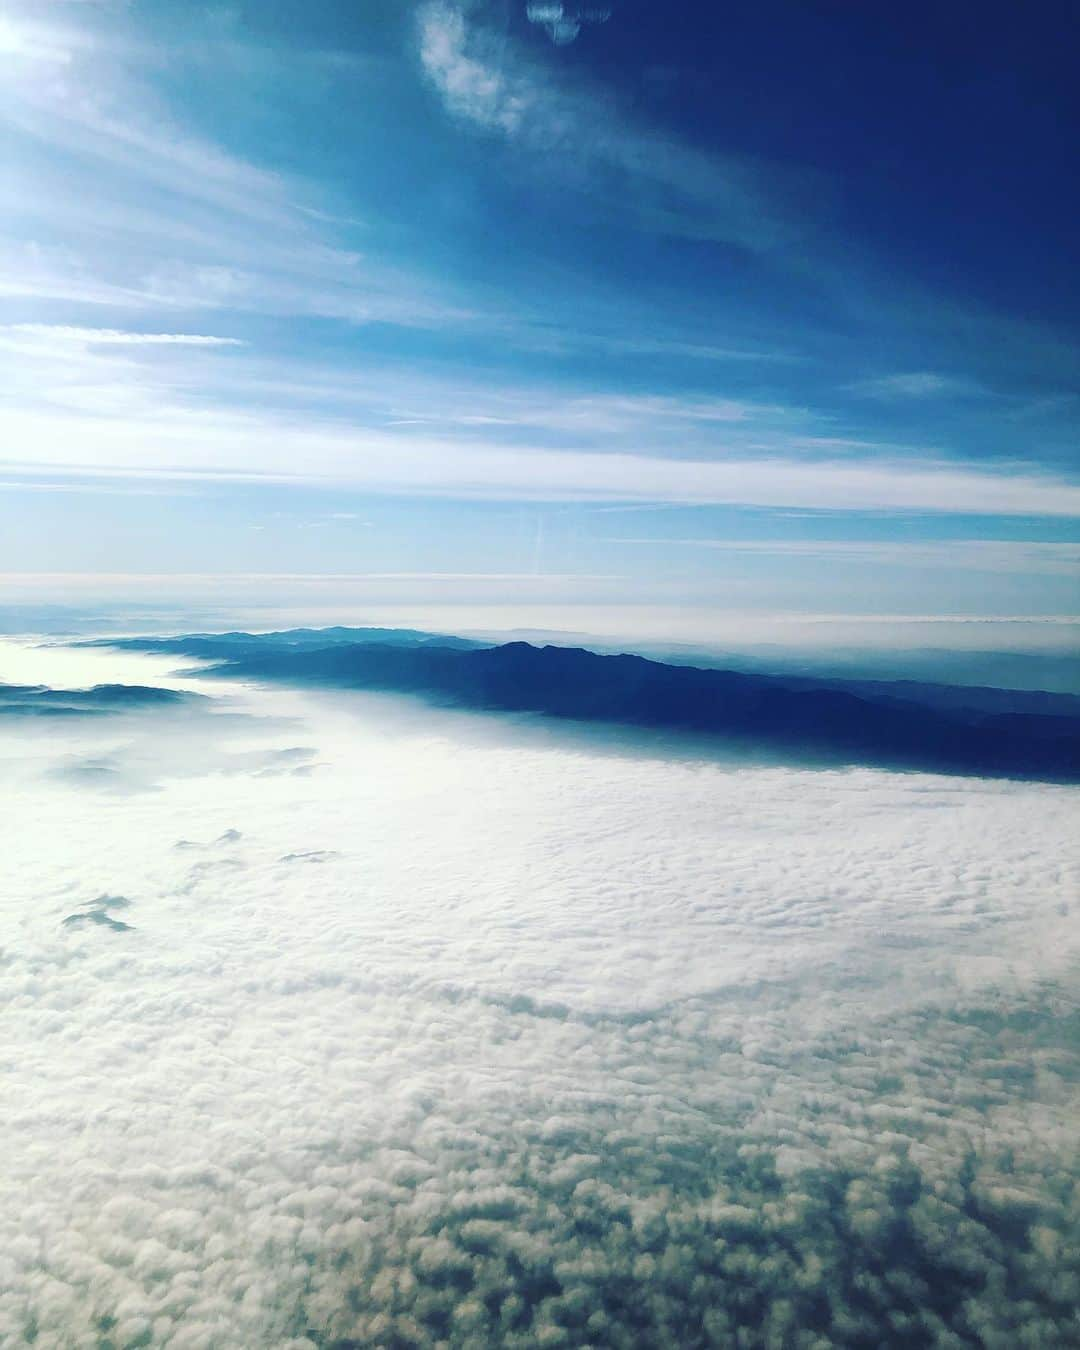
(0, 635, 1077, 1346)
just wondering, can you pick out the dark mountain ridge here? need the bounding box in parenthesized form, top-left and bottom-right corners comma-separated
(172, 637, 1080, 782)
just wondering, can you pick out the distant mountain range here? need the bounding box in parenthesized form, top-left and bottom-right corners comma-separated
(87, 628, 1080, 782)
(84, 626, 486, 660)
(0, 682, 197, 718)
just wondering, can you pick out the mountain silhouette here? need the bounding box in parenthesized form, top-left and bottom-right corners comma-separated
(0, 682, 199, 717)
(139, 635, 1080, 783)
(84, 626, 485, 662)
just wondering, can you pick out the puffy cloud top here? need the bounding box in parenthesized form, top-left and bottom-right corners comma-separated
(1, 643, 1078, 1346)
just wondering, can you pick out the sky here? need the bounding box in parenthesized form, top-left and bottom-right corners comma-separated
(1, 0, 1079, 625)
(1, 638, 1078, 1345)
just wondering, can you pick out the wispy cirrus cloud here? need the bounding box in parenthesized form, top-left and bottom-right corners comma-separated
(607, 538, 1080, 576)
(417, 1, 817, 250)
(0, 3, 478, 331)
(6, 410, 1080, 516)
(3, 324, 244, 348)
(849, 371, 977, 400)
(526, 3, 612, 47)
(2, 320, 1078, 516)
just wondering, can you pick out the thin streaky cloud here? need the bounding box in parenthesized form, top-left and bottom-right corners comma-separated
(2, 325, 244, 348)
(3, 421, 1080, 516)
(1, 317, 1075, 517)
(849, 372, 977, 400)
(0, 10, 485, 332)
(606, 538, 1080, 575)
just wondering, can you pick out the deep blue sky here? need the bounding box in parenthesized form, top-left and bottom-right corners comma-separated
(1, 0, 1078, 623)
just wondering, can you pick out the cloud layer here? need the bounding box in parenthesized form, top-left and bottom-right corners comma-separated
(0, 640, 1078, 1345)
(8, 316, 1080, 520)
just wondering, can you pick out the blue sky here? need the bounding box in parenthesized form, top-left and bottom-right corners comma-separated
(1, 0, 1078, 622)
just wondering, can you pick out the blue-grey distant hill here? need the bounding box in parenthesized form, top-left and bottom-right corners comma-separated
(83, 626, 487, 661)
(85, 629, 1080, 782)
(0, 682, 199, 718)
